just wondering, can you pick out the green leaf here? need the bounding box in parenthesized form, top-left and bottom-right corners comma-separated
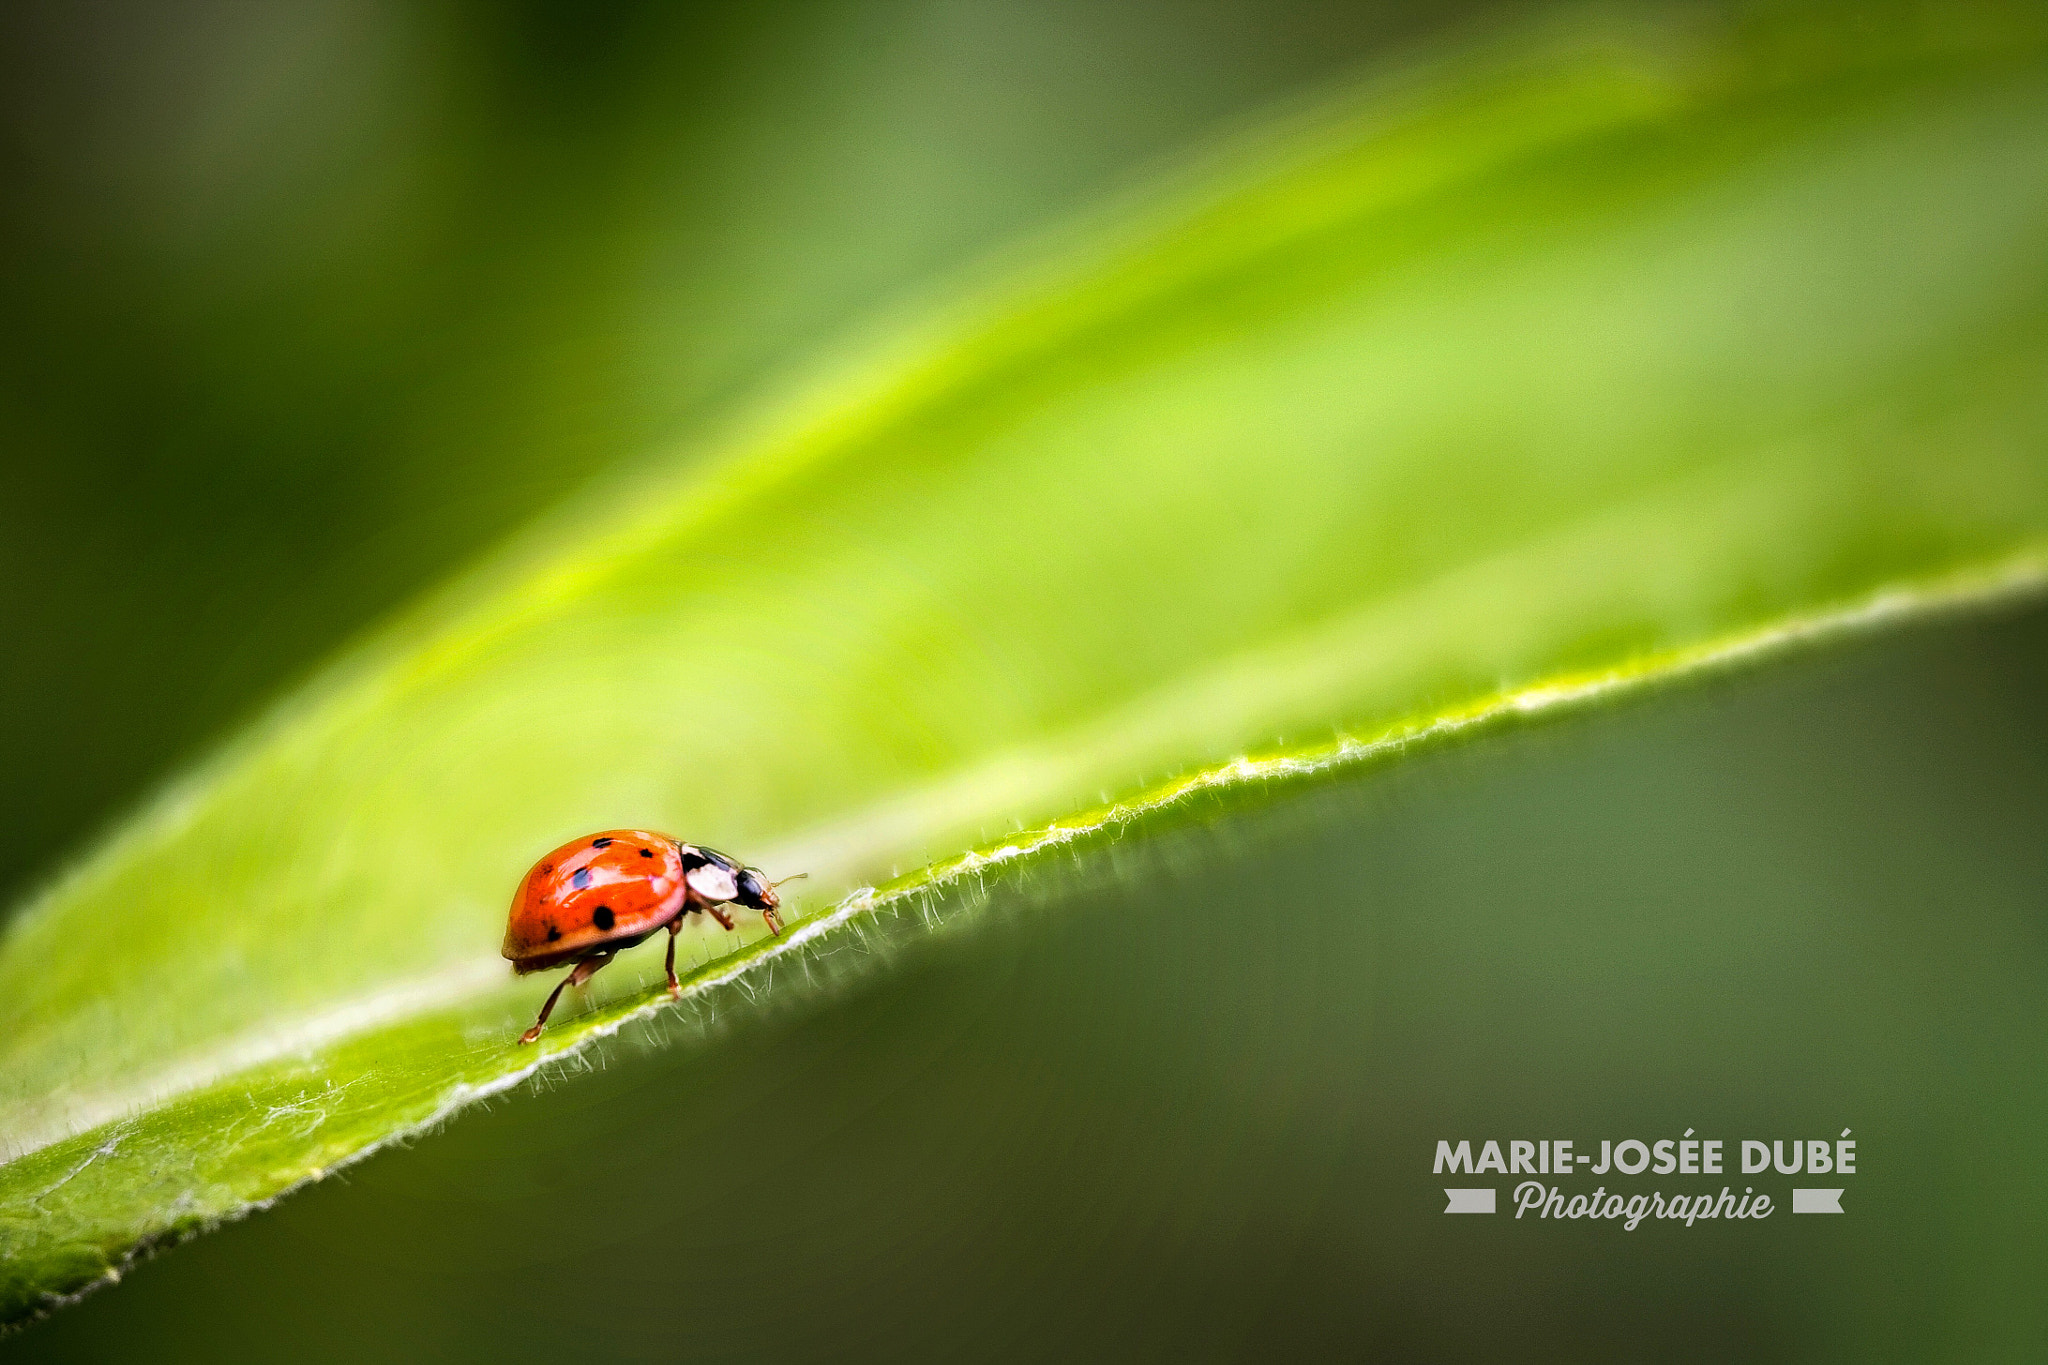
(4, 2, 2047, 1324)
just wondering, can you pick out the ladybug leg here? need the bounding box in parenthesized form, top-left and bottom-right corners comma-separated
(664, 922, 683, 998)
(517, 952, 614, 1044)
(704, 903, 737, 932)
(569, 952, 615, 991)
(518, 976, 572, 1045)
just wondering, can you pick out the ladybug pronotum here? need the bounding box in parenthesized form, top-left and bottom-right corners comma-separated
(503, 829, 796, 1043)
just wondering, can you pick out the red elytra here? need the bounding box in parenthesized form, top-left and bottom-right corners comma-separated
(503, 829, 794, 1044)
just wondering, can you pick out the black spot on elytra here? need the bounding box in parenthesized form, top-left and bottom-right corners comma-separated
(592, 905, 615, 931)
(545, 925, 561, 942)
(592, 837, 614, 848)
(571, 868, 592, 890)
(639, 848, 653, 857)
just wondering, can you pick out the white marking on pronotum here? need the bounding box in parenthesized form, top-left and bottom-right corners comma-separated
(685, 864, 739, 902)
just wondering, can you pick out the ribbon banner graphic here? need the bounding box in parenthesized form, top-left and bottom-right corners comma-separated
(1444, 1188, 1497, 1214)
(1792, 1188, 1845, 1214)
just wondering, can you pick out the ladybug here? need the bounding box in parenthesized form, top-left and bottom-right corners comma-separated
(503, 829, 797, 1044)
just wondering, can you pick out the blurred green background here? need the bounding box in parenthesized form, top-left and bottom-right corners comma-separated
(4, 0, 2045, 1358)
(13, 601, 2047, 1362)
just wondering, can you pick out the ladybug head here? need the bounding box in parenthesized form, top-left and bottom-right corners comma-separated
(736, 867, 805, 935)
(734, 867, 776, 911)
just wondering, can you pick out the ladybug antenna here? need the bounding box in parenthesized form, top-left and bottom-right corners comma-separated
(771, 872, 809, 889)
